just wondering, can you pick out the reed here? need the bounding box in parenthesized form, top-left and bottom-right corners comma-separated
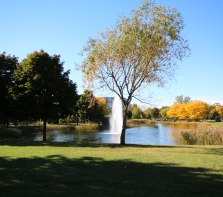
(44, 124, 76, 131)
(126, 119, 156, 128)
(176, 123, 223, 145)
(18, 123, 101, 131)
(74, 124, 102, 131)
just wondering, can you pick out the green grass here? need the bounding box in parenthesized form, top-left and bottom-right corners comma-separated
(0, 140, 222, 197)
(210, 121, 223, 127)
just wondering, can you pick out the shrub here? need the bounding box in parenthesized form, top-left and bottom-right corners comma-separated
(215, 116, 221, 122)
(0, 128, 22, 139)
(179, 130, 197, 145)
(177, 124, 223, 145)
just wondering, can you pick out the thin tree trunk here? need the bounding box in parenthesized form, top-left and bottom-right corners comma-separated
(43, 118, 47, 141)
(120, 108, 127, 145)
(76, 117, 78, 125)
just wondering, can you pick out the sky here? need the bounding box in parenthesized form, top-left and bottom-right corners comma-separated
(1, 0, 223, 108)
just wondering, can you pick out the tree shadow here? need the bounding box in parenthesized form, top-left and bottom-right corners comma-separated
(0, 139, 194, 149)
(199, 146, 223, 156)
(0, 155, 222, 197)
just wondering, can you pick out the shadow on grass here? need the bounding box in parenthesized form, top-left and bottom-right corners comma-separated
(0, 139, 192, 149)
(0, 155, 222, 197)
(200, 147, 223, 156)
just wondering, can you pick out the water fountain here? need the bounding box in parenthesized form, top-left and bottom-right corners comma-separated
(109, 94, 123, 134)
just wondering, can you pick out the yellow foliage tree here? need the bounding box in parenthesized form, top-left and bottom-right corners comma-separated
(143, 107, 152, 119)
(96, 97, 109, 116)
(186, 100, 209, 120)
(166, 103, 181, 119)
(177, 103, 188, 120)
(215, 105, 223, 117)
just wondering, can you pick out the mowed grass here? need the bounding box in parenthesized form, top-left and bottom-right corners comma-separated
(0, 140, 223, 197)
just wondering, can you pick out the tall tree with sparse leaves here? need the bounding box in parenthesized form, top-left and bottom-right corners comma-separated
(77, 0, 190, 144)
(175, 95, 191, 104)
(10, 50, 78, 140)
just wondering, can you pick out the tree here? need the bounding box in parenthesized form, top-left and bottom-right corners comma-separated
(175, 95, 191, 104)
(0, 52, 18, 126)
(150, 107, 160, 119)
(143, 107, 152, 119)
(76, 91, 108, 124)
(127, 110, 132, 119)
(166, 103, 181, 119)
(215, 105, 223, 117)
(186, 100, 209, 120)
(159, 106, 169, 119)
(177, 103, 188, 120)
(96, 97, 109, 116)
(166, 103, 188, 120)
(10, 50, 78, 140)
(77, 0, 189, 144)
(208, 104, 223, 121)
(88, 98, 108, 124)
(208, 109, 219, 121)
(76, 90, 96, 123)
(129, 104, 143, 119)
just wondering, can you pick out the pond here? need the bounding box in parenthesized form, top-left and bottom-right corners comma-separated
(26, 122, 197, 145)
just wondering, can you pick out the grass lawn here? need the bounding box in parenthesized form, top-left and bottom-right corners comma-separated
(0, 140, 222, 197)
(210, 121, 223, 127)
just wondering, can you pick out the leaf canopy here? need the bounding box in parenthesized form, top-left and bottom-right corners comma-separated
(11, 50, 78, 121)
(78, 0, 190, 106)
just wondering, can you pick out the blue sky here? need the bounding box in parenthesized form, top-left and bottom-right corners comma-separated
(1, 0, 223, 108)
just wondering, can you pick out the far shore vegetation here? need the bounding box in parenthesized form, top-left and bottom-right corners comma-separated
(1, 119, 223, 145)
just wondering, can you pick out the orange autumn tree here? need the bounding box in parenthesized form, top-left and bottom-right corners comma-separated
(215, 105, 223, 117)
(177, 103, 188, 119)
(186, 100, 209, 120)
(166, 103, 181, 119)
(96, 97, 109, 116)
(166, 103, 188, 120)
(167, 100, 210, 120)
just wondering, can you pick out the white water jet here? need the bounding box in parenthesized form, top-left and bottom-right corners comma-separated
(109, 94, 123, 134)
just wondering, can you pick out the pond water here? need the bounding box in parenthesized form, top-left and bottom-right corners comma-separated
(27, 122, 197, 145)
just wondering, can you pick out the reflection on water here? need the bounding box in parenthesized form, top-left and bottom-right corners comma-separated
(27, 123, 197, 145)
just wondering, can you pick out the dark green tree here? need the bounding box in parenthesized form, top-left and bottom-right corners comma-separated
(87, 101, 105, 124)
(127, 110, 132, 119)
(10, 50, 78, 140)
(150, 107, 160, 118)
(76, 90, 95, 123)
(76, 90, 105, 123)
(208, 109, 219, 121)
(0, 52, 18, 126)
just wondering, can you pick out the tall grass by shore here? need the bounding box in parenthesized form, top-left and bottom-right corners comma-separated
(175, 123, 223, 145)
(126, 119, 156, 128)
(42, 123, 102, 131)
(0, 128, 22, 138)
